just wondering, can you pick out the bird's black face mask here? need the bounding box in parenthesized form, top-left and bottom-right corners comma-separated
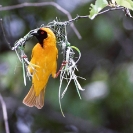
(31, 29, 48, 47)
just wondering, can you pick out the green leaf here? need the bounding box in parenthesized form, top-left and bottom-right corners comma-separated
(89, 0, 108, 19)
(116, 0, 133, 10)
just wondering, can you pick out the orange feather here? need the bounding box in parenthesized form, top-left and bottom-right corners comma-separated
(23, 28, 58, 109)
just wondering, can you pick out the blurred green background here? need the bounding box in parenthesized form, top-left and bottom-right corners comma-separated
(0, 0, 133, 133)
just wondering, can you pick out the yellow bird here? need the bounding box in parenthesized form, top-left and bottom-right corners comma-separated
(23, 27, 58, 109)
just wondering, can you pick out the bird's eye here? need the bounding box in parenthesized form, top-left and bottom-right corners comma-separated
(41, 31, 44, 34)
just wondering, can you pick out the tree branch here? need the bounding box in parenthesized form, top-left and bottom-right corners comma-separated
(0, 2, 82, 39)
(0, 94, 10, 133)
(67, 6, 126, 22)
(66, 6, 126, 23)
(0, 2, 128, 41)
(97, 6, 124, 16)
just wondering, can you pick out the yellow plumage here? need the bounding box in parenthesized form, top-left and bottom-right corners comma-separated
(23, 27, 58, 109)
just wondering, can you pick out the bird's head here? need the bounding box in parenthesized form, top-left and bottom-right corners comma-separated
(31, 28, 48, 46)
(31, 28, 56, 47)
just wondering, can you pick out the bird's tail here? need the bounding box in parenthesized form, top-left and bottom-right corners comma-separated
(23, 85, 45, 109)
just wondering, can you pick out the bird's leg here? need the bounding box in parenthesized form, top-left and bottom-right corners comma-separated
(55, 61, 67, 78)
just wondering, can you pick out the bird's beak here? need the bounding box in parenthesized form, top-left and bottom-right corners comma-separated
(31, 30, 39, 36)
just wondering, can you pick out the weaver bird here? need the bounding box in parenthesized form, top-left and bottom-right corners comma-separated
(23, 27, 58, 109)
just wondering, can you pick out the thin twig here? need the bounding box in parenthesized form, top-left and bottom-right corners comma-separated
(67, 6, 125, 22)
(0, 94, 10, 133)
(0, 19, 12, 49)
(68, 6, 125, 22)
(68, 15, 89, 22)
(97, 6, 124, 16)
(0, 2, 81, 39)
(0, 2, 127, 43)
